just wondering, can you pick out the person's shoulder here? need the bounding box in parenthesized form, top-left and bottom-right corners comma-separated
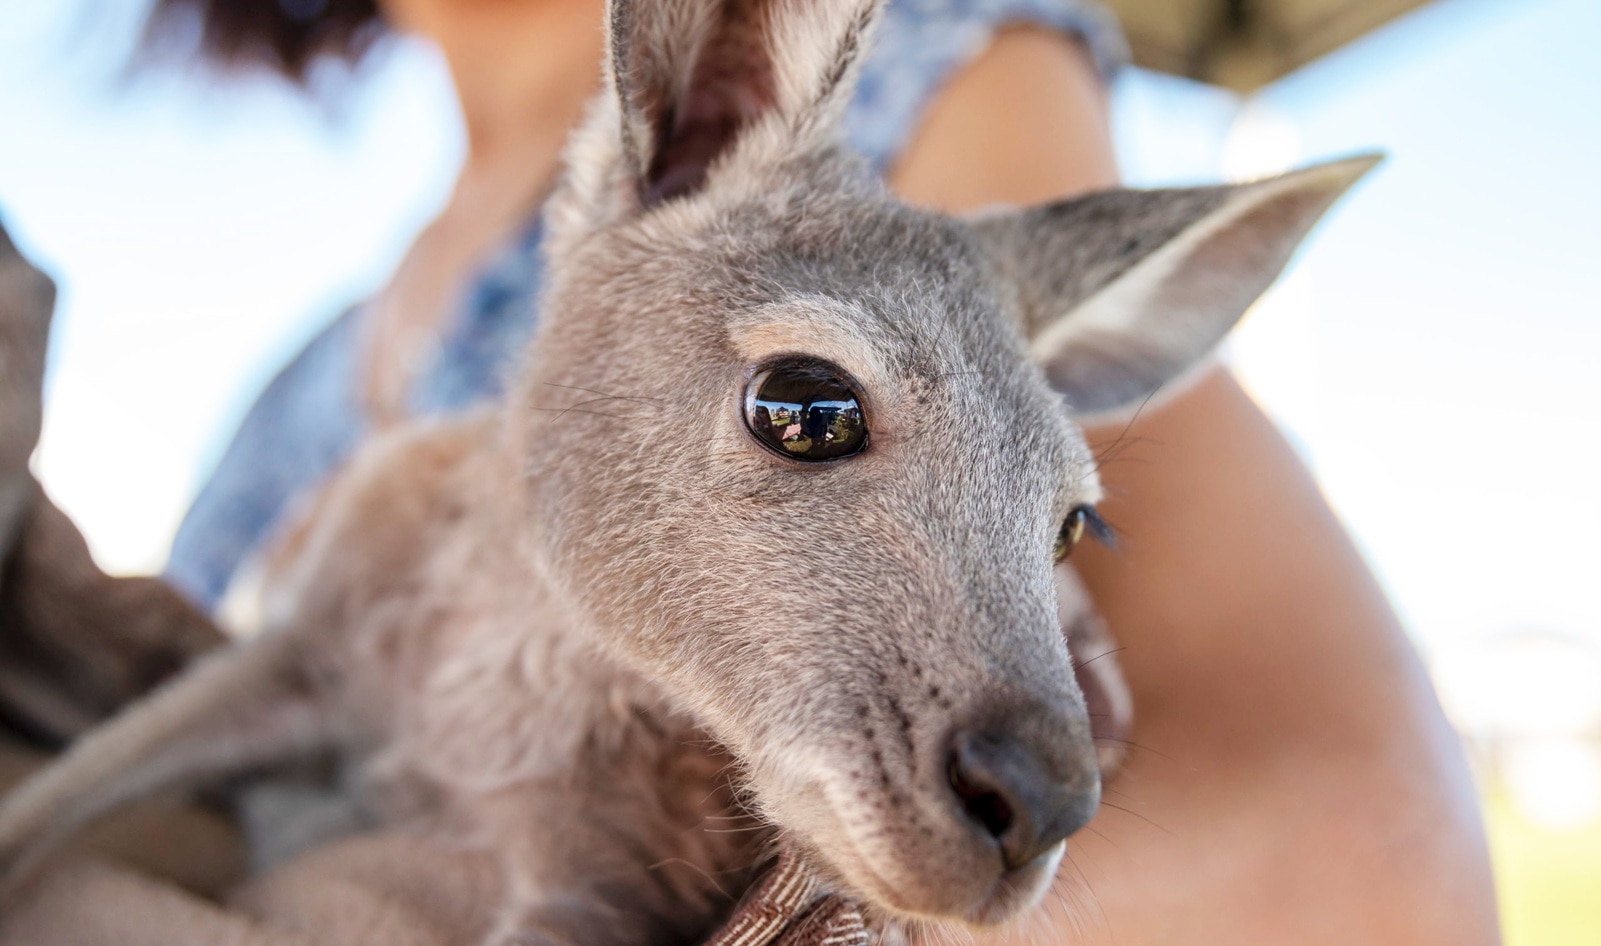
(885, 25, 1121, 211)
(846, 0, 1128, 175)
(876, 0, 1126, 70)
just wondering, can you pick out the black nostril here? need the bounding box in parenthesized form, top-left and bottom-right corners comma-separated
(948, 755, 1015, 839)
(947, 729, 1099, 871)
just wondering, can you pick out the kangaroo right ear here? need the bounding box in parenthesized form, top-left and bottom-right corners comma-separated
(973, 156, 1380, 420)
(606, 0, 880, 207)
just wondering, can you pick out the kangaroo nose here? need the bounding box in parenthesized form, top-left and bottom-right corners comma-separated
(947, 730, 1100, 870)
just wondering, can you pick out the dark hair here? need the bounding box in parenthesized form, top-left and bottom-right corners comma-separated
(140, 0, 387, 84)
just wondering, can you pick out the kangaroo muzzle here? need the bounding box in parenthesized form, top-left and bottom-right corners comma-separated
(946, 725, 1101, 871)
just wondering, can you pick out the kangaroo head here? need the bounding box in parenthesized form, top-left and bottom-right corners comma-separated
(512, 0, 1373, 927)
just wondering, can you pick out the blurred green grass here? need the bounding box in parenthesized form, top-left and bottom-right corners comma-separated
(1486, 793, 1601, 946)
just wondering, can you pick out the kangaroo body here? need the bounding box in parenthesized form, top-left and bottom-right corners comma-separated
(0, 1, 1375, 942)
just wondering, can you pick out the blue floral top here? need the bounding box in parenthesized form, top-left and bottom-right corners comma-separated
(166, 0, 1126, 612)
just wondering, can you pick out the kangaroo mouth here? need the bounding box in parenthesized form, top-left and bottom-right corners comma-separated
(962, 842, 1065, 925)
(775, 761, 1078, 930)
(798, 817, 1062, 929)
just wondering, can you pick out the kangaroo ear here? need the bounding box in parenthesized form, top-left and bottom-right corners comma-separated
(606, 0, 880, 206)
(974, 155, 1380, 419)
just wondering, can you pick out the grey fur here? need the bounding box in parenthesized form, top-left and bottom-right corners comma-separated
(0, 1, 1374, 942)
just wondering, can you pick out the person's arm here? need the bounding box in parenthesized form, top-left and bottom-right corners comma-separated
(890, 28, 1500, 945)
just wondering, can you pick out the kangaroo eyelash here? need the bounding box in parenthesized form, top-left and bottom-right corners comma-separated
(1054, 504, 1116, 562)
(1081, 506, 1117, 549)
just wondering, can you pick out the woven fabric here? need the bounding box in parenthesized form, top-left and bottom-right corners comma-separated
(706, 855, 871, 946)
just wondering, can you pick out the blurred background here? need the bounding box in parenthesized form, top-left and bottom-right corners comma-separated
(0, 0, 1597, 940)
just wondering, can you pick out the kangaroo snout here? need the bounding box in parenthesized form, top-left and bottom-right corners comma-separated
(788, 674, 1102, 925)
(947, 727, 1100, 871)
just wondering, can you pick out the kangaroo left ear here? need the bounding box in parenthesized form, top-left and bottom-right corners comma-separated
(607, 0, 881, 207)
(973, 155, 1381, 420)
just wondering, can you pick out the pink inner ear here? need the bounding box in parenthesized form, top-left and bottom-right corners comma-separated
(643, 3, 777, 205)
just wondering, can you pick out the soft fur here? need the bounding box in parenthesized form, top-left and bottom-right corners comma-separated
(0, 1, 1374, 943)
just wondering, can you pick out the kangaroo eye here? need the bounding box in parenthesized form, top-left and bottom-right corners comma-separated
(1054, 505, 1107, 562)
(744, 359, 867, 461)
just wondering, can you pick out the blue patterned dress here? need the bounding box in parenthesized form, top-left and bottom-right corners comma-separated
(166, 0, 1126, 611)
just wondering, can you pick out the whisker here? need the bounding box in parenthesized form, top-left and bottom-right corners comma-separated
(1091, 738, 1174, 762)
(526, 406, 627, 419)
(1097, 800, 1173, 836)
(1090, 389, 1161, 459)
(644, 857, 732, 898)
(1092, 434, 1159, 465)
(1075, 645, 1128, 668)
(1079, 823, 1123, 854)
(1061, 840, 1110, 939)
(542, 381, 665, 402)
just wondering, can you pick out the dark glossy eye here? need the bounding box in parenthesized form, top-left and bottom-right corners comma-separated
(744, 359, 867, 461)
(1054, 505, 1106, 562)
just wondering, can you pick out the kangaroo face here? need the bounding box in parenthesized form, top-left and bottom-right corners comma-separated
(522, 174, 1104, 921)
(517, 0, 1376, 927)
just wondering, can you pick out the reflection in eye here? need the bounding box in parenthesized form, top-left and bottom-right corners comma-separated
(745, 360, 867, 461)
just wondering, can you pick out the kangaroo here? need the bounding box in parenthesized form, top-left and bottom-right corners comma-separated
(0, 0, 1375, 942)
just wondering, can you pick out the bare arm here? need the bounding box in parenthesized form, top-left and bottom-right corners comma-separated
(890, 28, 1499, 944)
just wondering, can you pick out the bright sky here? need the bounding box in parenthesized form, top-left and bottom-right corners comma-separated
(0, 0, 1596, 673)
(0, 3, 463, 581)
(1240, 0, 1601, 655)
